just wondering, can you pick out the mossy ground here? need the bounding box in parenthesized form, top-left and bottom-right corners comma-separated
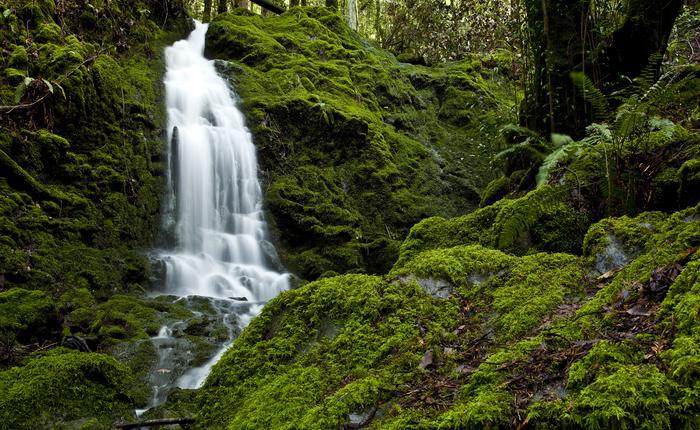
(0, 348, 137, 429)
(197, 202, 700, 430)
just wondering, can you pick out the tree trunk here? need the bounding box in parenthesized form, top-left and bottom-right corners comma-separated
(374, 0, 381, 43)
(522, 0, 591, 137)
(203, 0, 212, 22)
(217, 0, 227, 14)
(600, 0, 684, 88)
(523, 0, 683, 138)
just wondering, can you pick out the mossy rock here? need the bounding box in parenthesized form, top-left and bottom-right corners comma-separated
(0, 288, 58, 345)
(204, 7, 518, 278)
(0, 348, 136, 429)
(395, 185, 591, 268)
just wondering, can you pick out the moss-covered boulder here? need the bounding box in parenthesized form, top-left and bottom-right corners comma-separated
(196, 197, 700, 428)
(394, 185, 591, 268)
(204, 7, 518, 278)
(0, 348, 137, 429)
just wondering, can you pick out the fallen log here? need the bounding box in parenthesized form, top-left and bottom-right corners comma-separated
(115, 417, 195, 429)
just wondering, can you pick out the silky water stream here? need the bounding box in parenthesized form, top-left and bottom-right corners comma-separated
(137, 21, 289, 414)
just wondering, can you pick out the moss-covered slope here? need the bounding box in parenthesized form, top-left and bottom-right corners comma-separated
(0, 0, 194, 426)
(197, 201, 699, 430)
(204, 8, 518, 279)
(197, 65, 700, 427)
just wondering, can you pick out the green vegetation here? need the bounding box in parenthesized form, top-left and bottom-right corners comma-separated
(0, 0, 699, 428)
(197, 203, 700, 429)
(0, 348, 137, 429)
(205, 7, 518, 278)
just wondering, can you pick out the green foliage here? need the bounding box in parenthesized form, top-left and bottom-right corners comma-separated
(390, 244, 517, 287)
(0, 288, 57, 345)
(197, 274, 462, 428)
(205, 8, 517, 278)
(396, 184, 591, 268)
(572, 365, 672, 430)
(0, 348, 136, 429)
(480, 175, 511, 206)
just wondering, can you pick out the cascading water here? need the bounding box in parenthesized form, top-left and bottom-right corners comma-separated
(140, 21, 289, 412)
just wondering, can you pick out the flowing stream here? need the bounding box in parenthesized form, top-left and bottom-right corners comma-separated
(139, 21, 289, 413)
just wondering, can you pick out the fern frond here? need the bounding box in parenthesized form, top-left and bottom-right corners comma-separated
(536, 140, 590, 187)
(570, 71, 612, 122)
(632, 52, 664, 97)
(582, 122, 613, 144)
(648, 116, 676, 139)
(495, 186, 559, 250)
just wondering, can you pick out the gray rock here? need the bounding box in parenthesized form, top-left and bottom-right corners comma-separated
(419, 349, 434, 369)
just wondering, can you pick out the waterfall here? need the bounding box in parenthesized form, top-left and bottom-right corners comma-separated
(162, 21, 288, 306)
(143, 20, 289, 410)
(346, 0, 358, 31)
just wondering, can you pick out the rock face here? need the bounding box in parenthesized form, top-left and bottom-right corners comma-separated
(204, 7, 517, 279)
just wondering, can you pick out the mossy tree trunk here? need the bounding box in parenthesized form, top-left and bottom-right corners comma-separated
(600, 0, 684, 85)
(203, 0, 212, 22)
(522, 0, 684, 138)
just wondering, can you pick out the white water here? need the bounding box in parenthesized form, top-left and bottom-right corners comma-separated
(346, 0, 358, 31)
(150, 21, 288, 401)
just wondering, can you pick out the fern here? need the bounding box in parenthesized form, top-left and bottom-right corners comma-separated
(536, 140, 590, 187)
(495, 186, 559, 251)
(570, 71, 612, 122)
(648, 116, 676, 138)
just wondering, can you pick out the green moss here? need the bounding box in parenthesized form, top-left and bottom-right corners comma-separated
(582, 212, 664, 265)
(395, 185, 590, 268)
(8, 45, 28, 69)
(390, 244, 517, 288)
(92, 295, 162, 342)
(572, 365, 672, 430)
(480, 175, 510, 207)
(493, 253, 584, 340)
(203, 8, 517, 278)
(435, 388, 512, 429)
(197, 274, 462, 428)
(0, 288, 57, 345)
(33, 22, 61, 43)
(567, 341, 642, 389)
(0, 348, 136, 429)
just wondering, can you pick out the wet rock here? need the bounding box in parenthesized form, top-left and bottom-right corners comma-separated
(401, 276, 454, 299)
(347, 407, 376, 429)
(595, 235, 630, 274)
(419, 349, 434, 369)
